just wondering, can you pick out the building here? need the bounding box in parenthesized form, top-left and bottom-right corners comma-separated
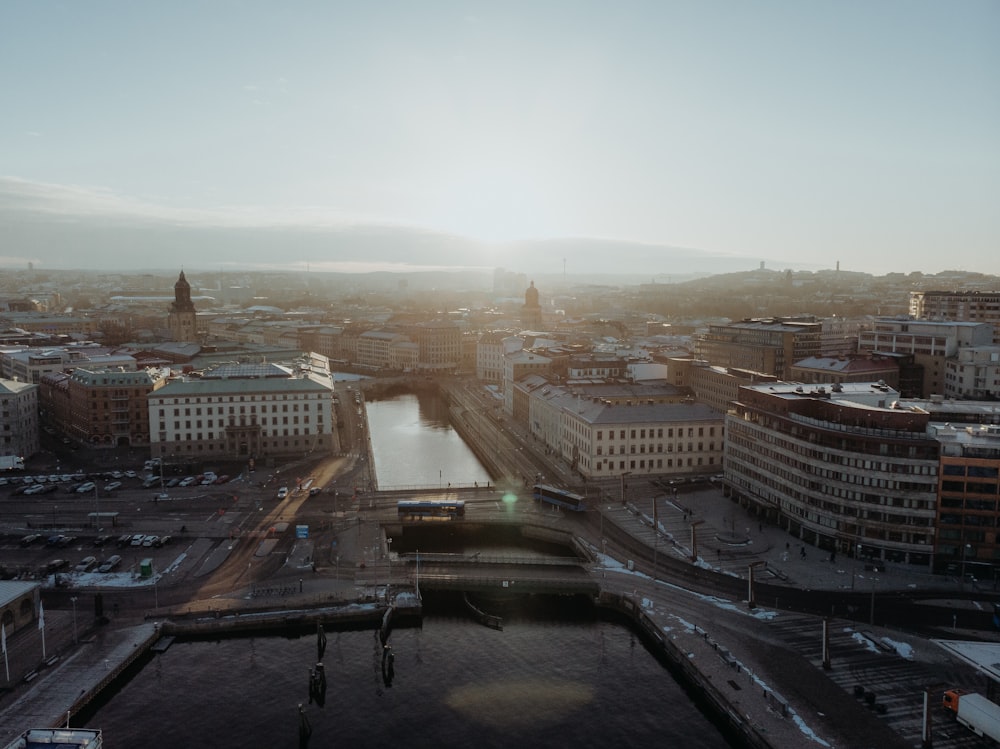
(910, 290, 1000, 343)
(858, 318, 994, 398)
(512, 374, 725, 481)
(944, 346, 1000, 400)
(148, 363, 336, 462)
(0, 313, 97, 336)
(0, 581, 41, 637)
(0, 377, 39, 459)
(790, 354, 900, 390)
(356, 330, 409, 370)
(933, 422, 1000, 575)
(167, 271, 198, 342)
(64, 367, 168, 448)
(0, 346, 138, 384)
(522, 281, 543, 329)
(820, 316, 871, 356)
(695, 318, 822, 379)
(725, 382, 939, 568)
(411, 321, 462, 371)
(502, 350, 554, 417)
(476, 331, 519, 383)
(666, 358, 777, 414)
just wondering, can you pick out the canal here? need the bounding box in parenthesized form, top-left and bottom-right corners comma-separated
(365, 391, 492, 489)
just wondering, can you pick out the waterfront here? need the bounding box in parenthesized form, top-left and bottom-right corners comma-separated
(77, 393, 732, 747)
(83, 607, 733, 749)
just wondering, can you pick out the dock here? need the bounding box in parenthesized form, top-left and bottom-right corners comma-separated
(0, 624, 158, 748)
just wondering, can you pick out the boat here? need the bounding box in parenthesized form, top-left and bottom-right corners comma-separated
(3, 728, 102, 749)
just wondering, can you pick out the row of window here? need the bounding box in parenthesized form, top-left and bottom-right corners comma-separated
(596, 442, 716, 456)
(593, 456, 717, 472)
(161, 414, 319, 430)
(596, 426, 717, 440)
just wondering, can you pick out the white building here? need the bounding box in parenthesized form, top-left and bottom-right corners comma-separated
(148, 364, 336, 462)
(944, 346, 1000, 400)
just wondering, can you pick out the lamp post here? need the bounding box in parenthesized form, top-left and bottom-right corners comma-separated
(690, 520, 704, 562)
(70, 596, 78, 643)
(961, 542, 972, 591)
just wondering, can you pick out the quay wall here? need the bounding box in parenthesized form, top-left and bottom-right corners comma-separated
(63, 627, 161, 727)
(597, 591, 776, 749)
(159, 601, 422, 639)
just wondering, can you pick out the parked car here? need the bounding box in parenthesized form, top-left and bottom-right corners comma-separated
(309, 487, 321, 496)
(178, 476, 196, 487)
(75, 482, 96, 493)
(142, 535, 159, 547)
(103, 481, 122, 492)
(166, 477, 181, 488)
(19, 534, 41, 547)
(214, 474, 230, 484)
(75, 556, 97, 572)
(44, 559, 69, 573)
(155, 535, 171, 547)
(98, 555, 122, 573)
(116, 534, 133, 547)
(124, 470, 137, 479)
(23, 484, 47, 495)
(94, 534, 113, 547)
(277, 487, 289, 499)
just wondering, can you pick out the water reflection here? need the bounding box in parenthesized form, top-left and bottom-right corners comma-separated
(365, 394, 491, 488)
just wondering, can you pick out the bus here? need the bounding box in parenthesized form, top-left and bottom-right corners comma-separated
(397, 500, 466, 520)
(532, 484, 586, 512)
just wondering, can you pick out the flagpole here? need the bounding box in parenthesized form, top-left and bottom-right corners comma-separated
(39, 601, 46, 659)
(2, 623, 9, 682)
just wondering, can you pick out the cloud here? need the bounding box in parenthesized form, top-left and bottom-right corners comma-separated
(0, 176, 761, 275)
(0, 176, 397, 229)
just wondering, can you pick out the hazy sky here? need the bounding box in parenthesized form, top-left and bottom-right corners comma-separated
(1, 1, 997, 275)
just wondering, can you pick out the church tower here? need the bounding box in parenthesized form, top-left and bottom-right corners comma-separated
(167, 271, 198, 342)
(521, 280, 543, 329)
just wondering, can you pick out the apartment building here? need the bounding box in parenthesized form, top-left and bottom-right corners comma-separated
(515, 375, 724, 481)
(65, 367, 168, 447)
(725, 382, 939, 568)
(943, 346, 1000, 400)
(933, 422, 1000, 574)
(695, 318, 822, 379)
(910, 290, 1000, 343)
(790, 354, 900, 390)
(858, 318, 993, 398)
(0, 377, 39, 459)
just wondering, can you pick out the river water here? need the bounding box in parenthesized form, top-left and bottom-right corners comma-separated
(82, 393, 734, 748)
(365, 392, 492, 488)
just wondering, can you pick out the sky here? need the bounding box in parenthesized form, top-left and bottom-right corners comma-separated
(1, 1, 997, 276)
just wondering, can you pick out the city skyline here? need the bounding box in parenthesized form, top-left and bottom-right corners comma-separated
(2, 1, 997, 275)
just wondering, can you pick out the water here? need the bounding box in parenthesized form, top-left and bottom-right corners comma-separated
(83, 393, 734, 747)
(85, 607, 732, 749)
(365, 393, 491, 488)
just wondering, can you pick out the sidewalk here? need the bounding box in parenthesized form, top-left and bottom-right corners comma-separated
(620, 481, 962, 594)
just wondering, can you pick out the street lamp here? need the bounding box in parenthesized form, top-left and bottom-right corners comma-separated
(620, 471, 632, 506)
(70, 596, 78, 643)
(961, 543, 973, 591)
